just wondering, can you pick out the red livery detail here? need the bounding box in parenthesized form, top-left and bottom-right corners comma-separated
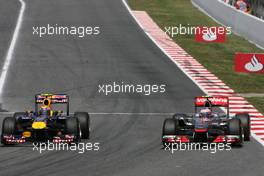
(194, 129, 207, 133)
(195, 96, 229, 107)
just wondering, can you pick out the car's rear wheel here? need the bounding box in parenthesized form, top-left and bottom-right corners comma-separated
(65, 117, 80, 143)
(236, 113, 250, 141)
(228, 119, 243, 146)
(74, 112, 90, 139)
(1, 117, 16, 145)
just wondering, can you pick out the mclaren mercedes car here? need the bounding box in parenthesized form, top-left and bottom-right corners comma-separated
(1, 93, 90, 145)
(162, 96, 250, 146)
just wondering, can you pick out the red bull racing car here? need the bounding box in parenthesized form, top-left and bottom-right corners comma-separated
(1, 94, 90, 145)
(162, 96, 250, 146)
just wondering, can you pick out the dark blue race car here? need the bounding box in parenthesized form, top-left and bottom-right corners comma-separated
(1, 94, 90, 145)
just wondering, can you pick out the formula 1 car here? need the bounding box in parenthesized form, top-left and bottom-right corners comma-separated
(162, 96, 250, 146)
(1, 94, 90, 145)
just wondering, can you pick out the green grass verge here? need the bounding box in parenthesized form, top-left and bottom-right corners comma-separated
(127, 0, 264, 94)
(246, 97, 264, 114)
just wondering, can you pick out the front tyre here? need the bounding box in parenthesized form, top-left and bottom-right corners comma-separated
(236, 113, 250, 141)
(65, 117, 80, 143)
(74, 112, 90, 139)
(228, 119, 243, 146)
(1, 117, 16, 145)
(162, 118, 177, 136)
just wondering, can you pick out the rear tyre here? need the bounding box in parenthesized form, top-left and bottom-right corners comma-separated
(1, 117, 16, 145)
(74, 112, 90, 139)
(236, 113, 250, 141)
(228, 119, 243, 146)
(65, 117, 80, 143)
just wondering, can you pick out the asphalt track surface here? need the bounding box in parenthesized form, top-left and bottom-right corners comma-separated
(0, 0, 263, 176)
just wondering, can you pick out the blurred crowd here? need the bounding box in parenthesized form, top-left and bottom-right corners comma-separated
(222, 0, 264, 19)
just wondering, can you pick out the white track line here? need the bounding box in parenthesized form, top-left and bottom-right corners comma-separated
(0, 0, 26, 98)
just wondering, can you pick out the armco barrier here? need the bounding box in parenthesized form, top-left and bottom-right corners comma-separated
(191, 0, 264, 48)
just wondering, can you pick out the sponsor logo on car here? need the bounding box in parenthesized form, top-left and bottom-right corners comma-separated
(195, 96, 229, 106)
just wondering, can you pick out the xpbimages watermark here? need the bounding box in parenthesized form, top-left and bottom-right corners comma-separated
(32, 24, 100, 38)
(98, 82, 166, 96)
(32, 141, 100, 154)
(164, 142, 232, 154)
(164, 24, 232, 38)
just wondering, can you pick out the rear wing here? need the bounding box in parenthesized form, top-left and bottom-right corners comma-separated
(194, 96, 229, 116)
(35, 94, 69, 115)
(195, 96, 229, 107)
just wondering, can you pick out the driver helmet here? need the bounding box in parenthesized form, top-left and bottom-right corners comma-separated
(39, 98, 52, 117)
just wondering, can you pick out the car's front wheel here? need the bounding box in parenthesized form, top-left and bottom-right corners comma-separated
(65, 117, 80, 143)
(74, 112, 90, 139)
(228, 119, 243, 146)
(236, 113, 250, 141)
(1, 117, 16, 145)
(162, 118, 179, 136)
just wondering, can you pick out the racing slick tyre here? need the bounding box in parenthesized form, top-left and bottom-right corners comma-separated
(74, 112, 90, 139)
(235, 113, 250, 141)
(1, 117, 16, 145)
(162, 118, 178, 136)
(228, 119, 243, 146)
(66, 117, 80, 143)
